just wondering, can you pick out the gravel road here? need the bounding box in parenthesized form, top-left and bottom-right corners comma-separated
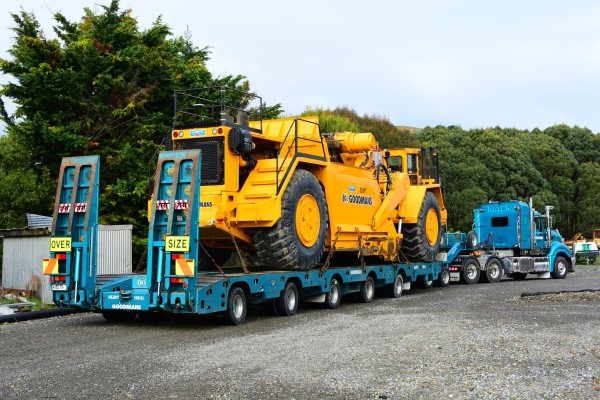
(1, 266, 599, 399)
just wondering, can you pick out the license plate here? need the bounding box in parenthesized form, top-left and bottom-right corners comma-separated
(165, 235, 190, 252)
(51, 284, 67, 291)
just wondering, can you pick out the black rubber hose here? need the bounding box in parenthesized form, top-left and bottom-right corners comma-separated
(0, 308, 85, 324)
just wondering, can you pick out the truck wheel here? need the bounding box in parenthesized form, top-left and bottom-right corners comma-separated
(385, 274, 404, 298)
(401, 191, 442, 262)
(101, 310, 136, 323)
(274, 281, 299, 316)
(199, 247, 232, 270)
(481, 258, 502, 283)
(324, 278, 341, 309)
(358, 276, 375, 303)
(254, 170, 328, 270)
(551, 255, 568, 279)
(225, 287, 247, 325)
(436, 267, 450, 287)
(461, 258, 480, 284)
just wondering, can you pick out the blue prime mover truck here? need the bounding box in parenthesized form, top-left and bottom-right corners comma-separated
(443, 200, 574, 284)
(43, 152, 448, 325)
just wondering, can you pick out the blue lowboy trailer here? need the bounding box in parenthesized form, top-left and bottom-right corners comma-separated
(45, 151, 448, 325)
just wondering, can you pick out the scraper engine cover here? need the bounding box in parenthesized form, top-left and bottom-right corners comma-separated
(228, 128, 253, 153)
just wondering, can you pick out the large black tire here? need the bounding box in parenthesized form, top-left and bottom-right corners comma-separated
(225, 286, 247, 325)
(324, 278, 342, 309)
(357, 276, 375, 303)
(274, 281, 299, 316)
(199, 247, 232, 270)
(466, 231, 478, 249)
(254, 169, 328, 270)
(385, 274, 404, 298)
(401, 191, 442, 262)
(436, 267, 450, 287)
(420, 276, 434, 289)
(551, 255, 568, 279)
(481, 258, 503, 283)
(461, 258, 481, 284)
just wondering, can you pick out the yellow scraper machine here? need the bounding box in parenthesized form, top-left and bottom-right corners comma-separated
(45, 86, 450, 325)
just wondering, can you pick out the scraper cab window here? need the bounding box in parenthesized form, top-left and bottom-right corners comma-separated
(407, 155, 417, 173)
(388, 156, 402, 172)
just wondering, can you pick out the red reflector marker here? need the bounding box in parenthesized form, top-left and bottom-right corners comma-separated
(57, 254, 67, 260)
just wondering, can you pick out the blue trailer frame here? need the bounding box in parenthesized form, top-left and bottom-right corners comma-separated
(46, 151, 448, 325)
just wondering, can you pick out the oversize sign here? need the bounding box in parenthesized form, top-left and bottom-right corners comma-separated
(165, 236, 190, 252)
(50, 237, 72, 252)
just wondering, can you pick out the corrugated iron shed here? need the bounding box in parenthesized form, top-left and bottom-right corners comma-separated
(25, 214, 52, 229)
(1, 225, 133, 304)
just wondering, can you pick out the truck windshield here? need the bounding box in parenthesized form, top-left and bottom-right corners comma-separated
(535, 217, 546, 237)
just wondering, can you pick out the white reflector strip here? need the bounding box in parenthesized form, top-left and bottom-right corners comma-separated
(174, 200, 188, 210)
(156, 200, 170, 210)
(58, 203, 71, 213)
(74, 202, 87, 213)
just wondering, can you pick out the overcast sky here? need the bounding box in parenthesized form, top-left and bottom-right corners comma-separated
(1, 0, 600, 133)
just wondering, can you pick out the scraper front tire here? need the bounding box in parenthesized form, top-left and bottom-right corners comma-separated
(401, 191, 442, 262)
(254, 170, 327, 270)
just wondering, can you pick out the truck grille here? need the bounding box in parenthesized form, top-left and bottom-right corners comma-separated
(180, 138, 224, 185)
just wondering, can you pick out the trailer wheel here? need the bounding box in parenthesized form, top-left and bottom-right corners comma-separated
(254, 170, 327, 271)
(274, 281, 299, 316)
(436, 267, 450, 287)
(401, 191, 442, 262)
(101, 310, 136, 323)
(481, 258, 502, 283)
(358, 276, 375, 303)
(461, 258, 480, 284)
(385, 274, 404, 298)
(324, 278, 341, 309)
(420, 276, 434, 289)
(225, 287, 247, 325)
(551, 255, 568, 279)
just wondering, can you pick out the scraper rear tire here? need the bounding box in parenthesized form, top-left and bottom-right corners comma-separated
(254, 170, 327, 271)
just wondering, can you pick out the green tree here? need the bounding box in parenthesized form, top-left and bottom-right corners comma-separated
(574, 162, 600, 236)
(0, 0, 279, 262)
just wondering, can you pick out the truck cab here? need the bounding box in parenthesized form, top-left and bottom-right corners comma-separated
(447, 200, 574, 284)
(474, 201, 562, 254)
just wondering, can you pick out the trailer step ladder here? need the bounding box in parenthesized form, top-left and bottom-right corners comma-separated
(147, 150, 201, 310)
(43, 156, 100, 309)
